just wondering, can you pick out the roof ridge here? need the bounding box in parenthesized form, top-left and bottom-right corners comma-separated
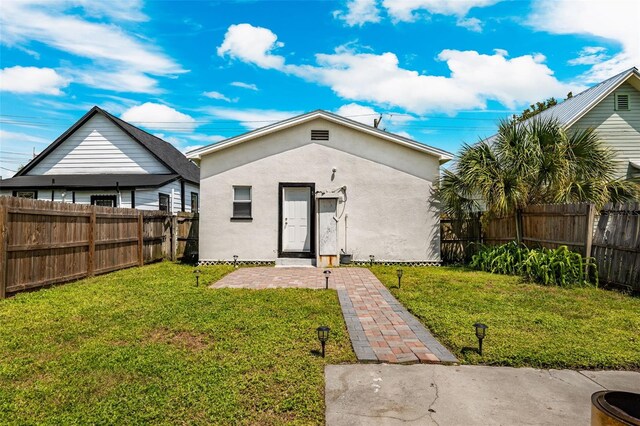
(187, 109, 453, 161)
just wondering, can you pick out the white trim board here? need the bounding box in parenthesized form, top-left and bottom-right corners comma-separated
(187, 110, 454, 163)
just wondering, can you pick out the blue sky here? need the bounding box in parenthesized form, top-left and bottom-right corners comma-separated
(1, 0, 638, 178)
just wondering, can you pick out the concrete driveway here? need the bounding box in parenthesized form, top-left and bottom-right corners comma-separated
(325, 364, 640, 425)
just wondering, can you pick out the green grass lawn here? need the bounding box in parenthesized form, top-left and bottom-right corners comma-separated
(372, 266, 640, 369)
(0, 262, 355, 425)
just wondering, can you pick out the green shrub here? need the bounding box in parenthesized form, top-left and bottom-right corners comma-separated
(470, 242, 597, 287)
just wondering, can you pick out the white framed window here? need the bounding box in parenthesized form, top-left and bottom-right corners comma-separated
(232, 186, 252, 219)
(13, 190, 37, 199)
(159, 193, 170, 212)
(91, 195, 117, 207)
(191, 192, 199, 213)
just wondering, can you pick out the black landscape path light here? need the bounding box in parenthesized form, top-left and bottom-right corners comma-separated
(317, 326, 330, 358)
(396, 268, 403, 288)
(193, 269, 202, 286)
(324, 270, 331, 289)
(233, 255, 238, 268)
(369, 254, 375, 266)
(474, 322, 488, 355)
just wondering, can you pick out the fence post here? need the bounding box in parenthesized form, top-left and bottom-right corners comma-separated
(171, 215, 178, 261)
(88, 206, 96, 276)
(584, 203, 596, 278)
(138, 211, 144, 266)
(0, 200, 8, 299)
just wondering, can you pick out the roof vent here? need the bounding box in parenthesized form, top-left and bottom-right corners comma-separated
(616, 94, 629, 111)
(311, 130, 329, 141)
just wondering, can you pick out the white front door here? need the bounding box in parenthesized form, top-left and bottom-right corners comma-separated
(282, 187, 311, 252)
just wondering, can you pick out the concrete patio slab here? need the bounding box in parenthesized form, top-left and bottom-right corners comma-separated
(213, 267, 457, 364)
(325, 364, 640, 425)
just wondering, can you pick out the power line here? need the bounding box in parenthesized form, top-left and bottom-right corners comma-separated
(0, 112, 511, 124)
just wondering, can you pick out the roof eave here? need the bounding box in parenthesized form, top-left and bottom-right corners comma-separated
(187, 110, 453, 161)
(565, 68, 640, 128)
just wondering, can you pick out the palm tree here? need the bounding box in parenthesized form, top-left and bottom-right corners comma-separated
(439, 117, 638, 223)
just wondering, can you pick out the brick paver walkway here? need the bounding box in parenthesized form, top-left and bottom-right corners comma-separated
(213, 267, 458, 364)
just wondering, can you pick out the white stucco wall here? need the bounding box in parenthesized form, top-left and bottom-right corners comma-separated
(198, 117, 442, 262)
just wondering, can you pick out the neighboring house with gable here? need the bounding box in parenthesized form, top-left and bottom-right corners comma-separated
(0, 106, 200, 213)
(500, 67, 640, 179)
(187, 110, 453, 267)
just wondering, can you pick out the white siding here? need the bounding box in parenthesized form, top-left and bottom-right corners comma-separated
(0, 185, 200, 213)
(572, 82, 640, 178)
(185, 182, 200, 213)
(28, 114, 171, 175)
(136, 180, 181, 213)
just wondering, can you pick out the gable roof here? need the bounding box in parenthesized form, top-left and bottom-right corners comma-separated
(186, 110, 454, 163)
(15, 106, 200, 184)
(520, 67, 639, 129)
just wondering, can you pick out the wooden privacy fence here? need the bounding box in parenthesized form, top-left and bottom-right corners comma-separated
(592, 202, 640, 290)
(441, 202, 640, 292)
(0, 196, 199, 298)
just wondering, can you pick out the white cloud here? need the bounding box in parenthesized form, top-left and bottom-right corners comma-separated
(204, 107, 302, 130)
(528, 0, 640, 82)
(217, 24, 285, 69)
(334, 0, 381, 26)
(568, 46, 609, 66)
(305, 49, 570, 112)
(121, 103, 197, 132)
(70, 68, 161, 94)
(334, 103, 418, 133)
(334, 103, 379, 125)
(0, 129, 51, 145)
(382, 0, 502, 20)
(0, 1, 185, 93)
(0, 66, 69, 95)
(203, 91, 232, 102)
(456, 17, 483, 32)
(217, 24, 578, 114)
(231, 81, 259, 91)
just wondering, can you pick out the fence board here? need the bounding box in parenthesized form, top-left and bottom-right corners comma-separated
(441, 202, 639, 291)
(0, 196, 199, 298)
(593, 202, 640, 291)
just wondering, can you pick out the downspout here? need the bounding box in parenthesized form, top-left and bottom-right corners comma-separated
(344, 214, 348, 254)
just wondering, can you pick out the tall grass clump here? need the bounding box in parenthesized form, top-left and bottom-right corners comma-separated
(470, 242, 597, 287)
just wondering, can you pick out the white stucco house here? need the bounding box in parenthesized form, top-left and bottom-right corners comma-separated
(0, 106, 200, 213)
(187, 110, 453, 267)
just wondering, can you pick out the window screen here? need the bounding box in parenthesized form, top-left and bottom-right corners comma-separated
(233, 186, 252, 218)
(91, 195, 117, 207)
(13, 191, 37, 199)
